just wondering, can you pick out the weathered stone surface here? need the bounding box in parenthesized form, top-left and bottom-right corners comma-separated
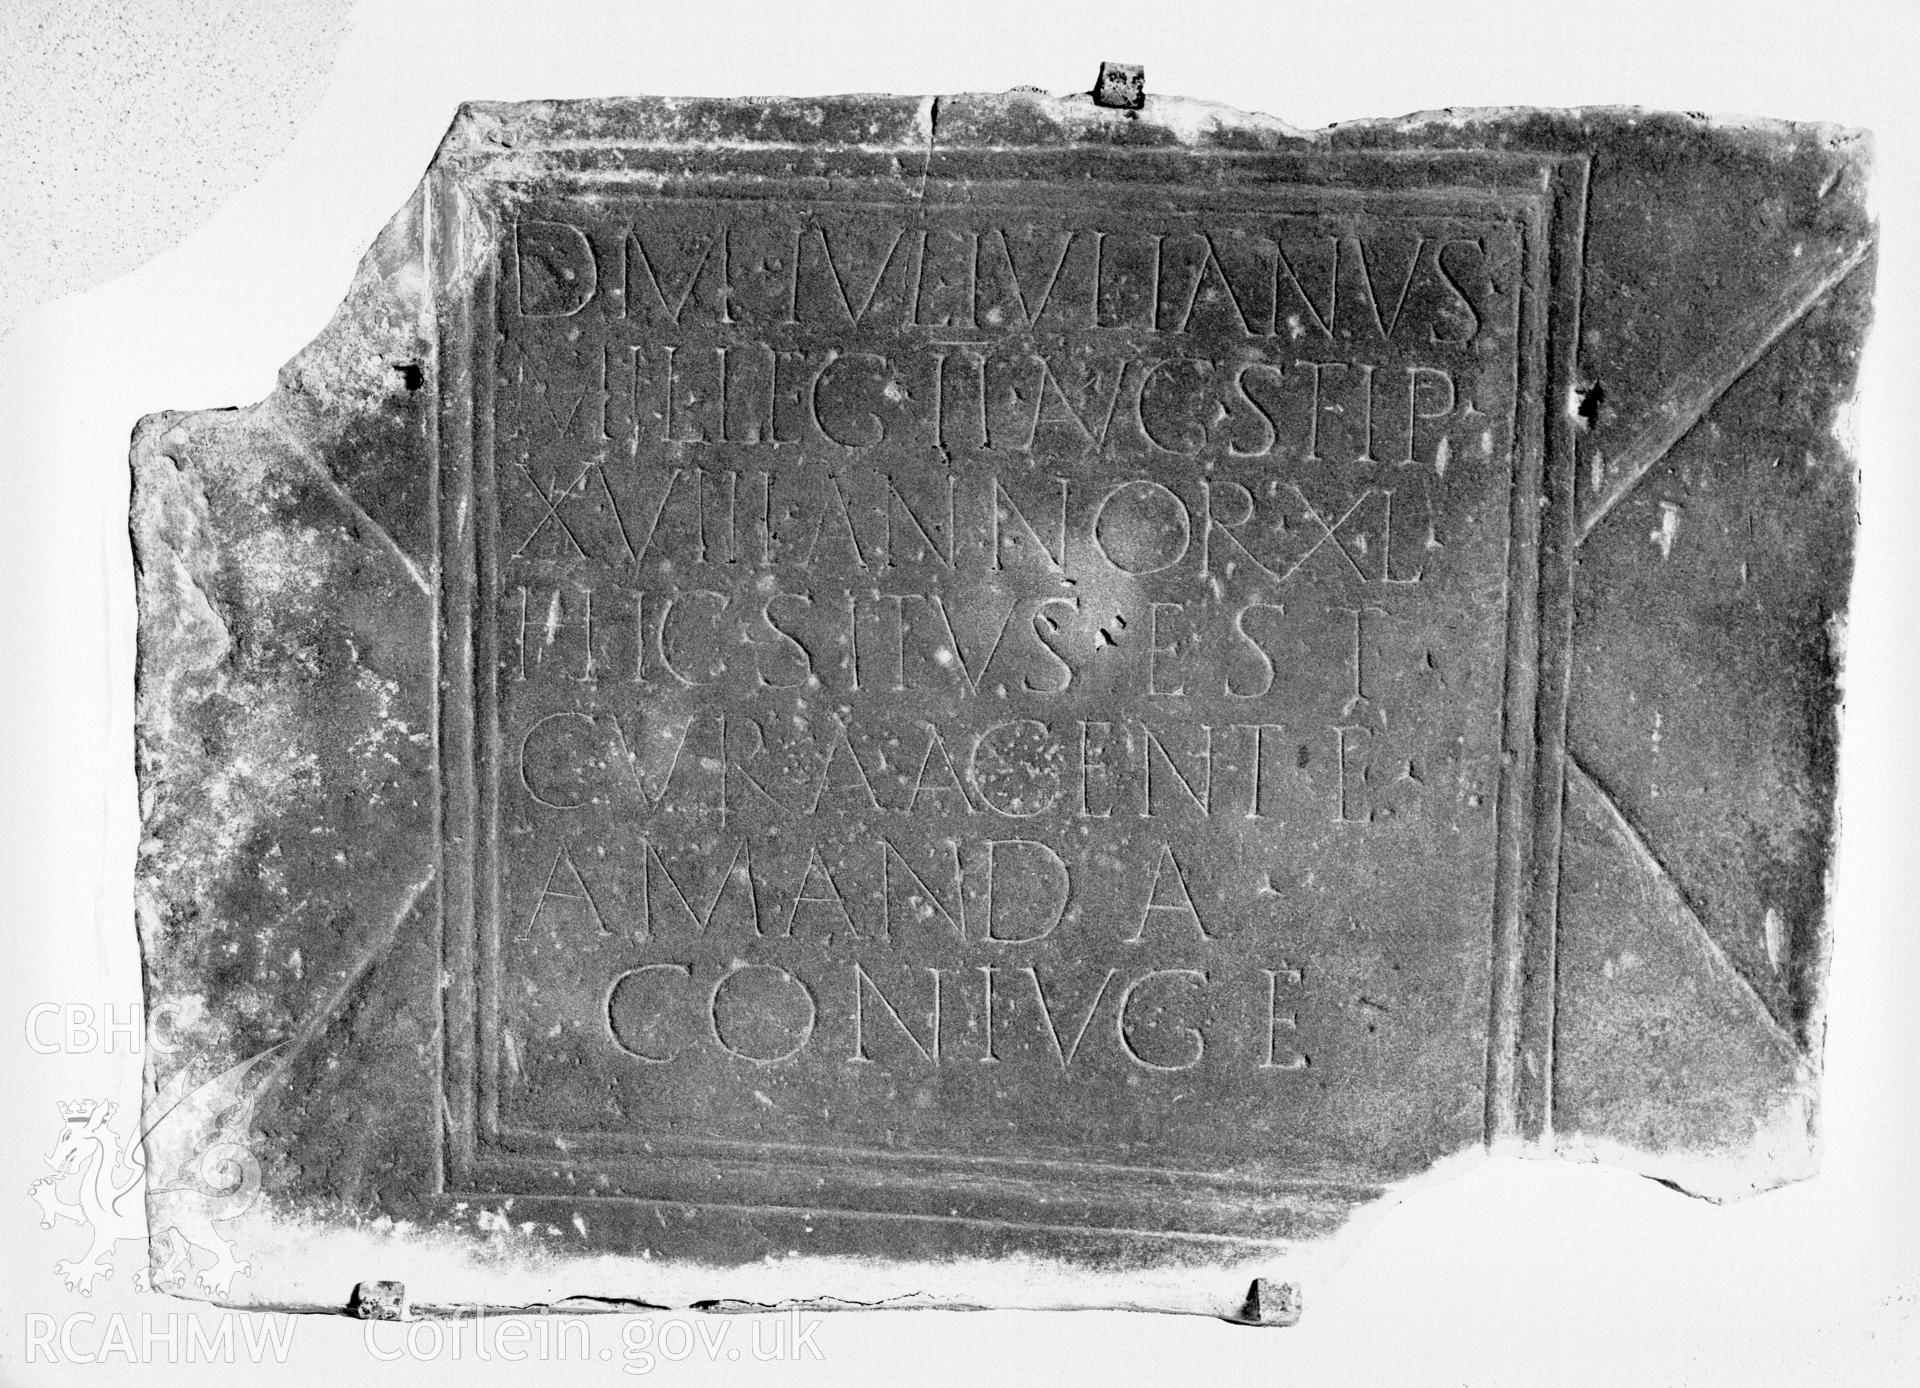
(130, 89, 1872, 1319)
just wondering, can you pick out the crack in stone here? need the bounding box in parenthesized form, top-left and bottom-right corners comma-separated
(1566, 756, 1806, 1062)
(255, 866, 438, 1099)
(274, 419, 433, 597)
(1576, 236, 1872, 545)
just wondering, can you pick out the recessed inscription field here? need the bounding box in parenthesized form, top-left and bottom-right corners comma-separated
(469, 190, 1532, 1186)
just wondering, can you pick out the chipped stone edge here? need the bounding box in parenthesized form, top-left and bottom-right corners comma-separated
(131, 89, 1871, 1317)
(435, 86, 1873, 164)
(135, 1145, 1514, 1322)
(160, 1209, 1335, 1322)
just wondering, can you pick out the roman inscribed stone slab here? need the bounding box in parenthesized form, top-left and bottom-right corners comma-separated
(131, 91, 1872, 1318)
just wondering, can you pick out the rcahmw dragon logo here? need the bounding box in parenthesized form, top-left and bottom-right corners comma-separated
(27, 1047, 280, 1297)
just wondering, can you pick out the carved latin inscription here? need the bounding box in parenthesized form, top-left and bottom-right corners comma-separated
(477, 192, 1528, 1176)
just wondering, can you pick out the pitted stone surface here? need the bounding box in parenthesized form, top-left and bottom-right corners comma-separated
(131, 89, 1872, 1318)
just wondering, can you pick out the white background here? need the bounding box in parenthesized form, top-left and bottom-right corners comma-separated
(2, 1, 1917, 1382)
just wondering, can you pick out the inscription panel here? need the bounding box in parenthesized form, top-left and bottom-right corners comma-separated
(460, 182, 1541, 1199)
